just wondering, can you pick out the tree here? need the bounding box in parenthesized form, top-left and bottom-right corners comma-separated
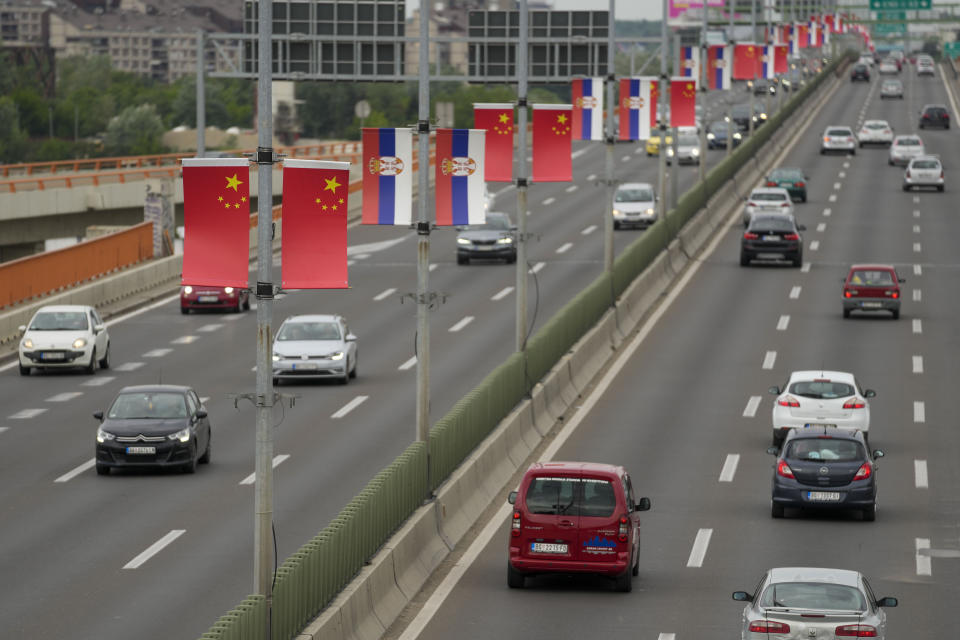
(0, 96, 28, 163)
(104, 104, 165, 155)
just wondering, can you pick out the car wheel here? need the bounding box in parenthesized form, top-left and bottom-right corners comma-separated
(862, 503, 876, 522)
(350, 355, 357, 379)
(96, 463, 110, 476)
(507, 563, 525, 589)
(244, 296, 251, 311)
(235, 298, 243, 313)
(946, 123, 950, 129)
(819, 149, 825, 155)
(506, 253, 517, 264)
(850, 149, 856, 156)
(771, 502, 785, 518)
(180, 307, 189, 315)
(801, 195, 807, 203)
(772, 432, 784, 449)
(888, 159, 894, 166)
(182, 449, 198, 474)
(614, 221, 621, 230)
(792, 254, 802, 268)
(614, 567, 633, 593)
(902, 184, 910, 191)
(98, 343, 110, 369)
(938, 185, 944, 192)
(631, 546, 640, 576)
(272, 377, 279, 386)
(891, 309, 900, 320)
(199, 435, 211, 464)
(858, 142, 864, 148)
(457, 255, 468, 265)
(740, 252, 750, 267)
(18, 363, 30, 376)
(340, 360, 350, 385)
(86, 349, 97, 374)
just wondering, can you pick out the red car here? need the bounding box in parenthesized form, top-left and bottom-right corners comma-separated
(507, 462, 651, 592)
(842, 264, 904, 319)
(180, 285, 250, 314)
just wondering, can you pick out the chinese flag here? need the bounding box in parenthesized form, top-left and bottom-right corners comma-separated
(281, 159, 350, 289)
(733, 43, 762, 80)
(532, 104, 573, 182)
(181, 158, 250, 288)
(774, 45, 789, 74)
(670, 78, 697, 128)
(473, 103, 514, 182)
(796, 24, 809, 49)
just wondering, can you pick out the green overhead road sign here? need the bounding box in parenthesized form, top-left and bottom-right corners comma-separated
(874, 22, 908, 33)
(874, 10, 907, 19)
(945, 42, 960, 58)
(869, 0, 930, 8)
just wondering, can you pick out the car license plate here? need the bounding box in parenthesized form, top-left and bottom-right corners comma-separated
(807, 491, 841, 502)
(477, 245, 495, 251)
(126, 446, 156, 455)
(530, 542, 568, 554)
(804, 423, 836, 428)
(40, 352, 65, 360)
(292, 362, 317, 370)
(198, 295, 219, 303)
(861, 302, 883, 308)
(762, 235, 779, 241)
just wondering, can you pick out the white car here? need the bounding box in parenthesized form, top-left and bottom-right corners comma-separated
(857, 119, 893, 146)
(878, 59, 899, 75)
(742, 187, 794, 227)
(18, 304, 110, 375)
(916, 56, 935, 76)
(666, 133, 701, 165)
(903, 155, 944, 192)
(613, 182, 657, 229)
(888, 134, 924, 166)
(272, 314, 358, 385)
(820, 126, 856, 155)
(768, 370, 875, 448)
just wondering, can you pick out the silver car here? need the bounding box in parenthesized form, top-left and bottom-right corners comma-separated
(666, 133, 701, 165)
(857, 120, 893, 147)
(613, 182, 657, 229)
(879, 79, 903, 99)
(888, 134, 924, 166)
(733, 567, 897, 640)
(903, 155, 944, 191)
(272, 314, 358, 385)
(820, 126, 856, 155)
(742, 187, 794, 227)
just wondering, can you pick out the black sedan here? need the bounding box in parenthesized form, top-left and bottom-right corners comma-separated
(456, 211, 517, 265)
(740, 214, 804, 267)
(768, 427, 883, 521)
(706, 120, 742, 149)
(919, 104, 950, 129)
(94, 385, 211, 475)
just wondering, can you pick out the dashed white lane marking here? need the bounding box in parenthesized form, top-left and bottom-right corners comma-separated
(789, 286, 802, 299)
(913, 289, 922, 302)
(686, 528, 713, 568)
(10, 409, 46, 419)
(809, 240, 820, 251)
(914, 401, 926, 423)
(913, 242, 922, 253)
(224, 314, 245, 321)
(429, 264, 438, 272)
(913, 225, 921, 234)
(331, 395, 368, 419)
(762, 351, 777, 370)
(82, 376, 115, 387)
(916, 538, 932, 576)
(398, 356, 418, 371)
(828, 194, 837, 202)
(816, 222, 826, 232)
(913, 209, 921, 218)
(913, 356, 924, 374)
(843, 161, 850, 168)
(171, 336, 199, 345)
(114, 362, 144, 371)
(823, 207, 832, 217)
(0, 427, 7, 434)
(449, 316, 475, 332)
(543, 197, 556, 206)
(914, 264, 922, 276)
(143, 348, 172, 358)
(374, 287, 397, 301)
(719, 454, 740, 482)
(353, 253, 371, 260)
(777, 315, 790, 331)
(491, 286, 514, 301)
(565, 185, 578, 193)
(197, 324, 223, 333)
(915, 460, 928, 489)
(801, 262, 811, 273)
(54, 459, 95, 483)
(743, 396, 762, 418)
(582, 225, 598, 235)
(622, 155, 631, 162)
(913, 195, 920, 204)
(839, 171, 846, 178)
(833, 182, 842, 190)
(529, 262, 545, 274)
(124, 530, 186, 570)
(46, 392, 82, 402)
(587, 173, 597, 181)
(239, 454, 291, 485)
(913, 319, 922, 334)
(556, 242, 574, 254)
(658, 634, 677, 640)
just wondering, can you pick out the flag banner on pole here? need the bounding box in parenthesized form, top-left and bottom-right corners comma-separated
(532, 104, 573, 182)
(819, 18, 829, 45)
(648, 78, 659, 134)
(761, 45, 775, 80)
(787, 25, 797, 56)
(808, 20, 820, 47)
(571, 77, 604, 141)
(670, 78, 697, 128)
(707, 45, 732, 90)
(679, 45, 700, 88)
(774, 44, 789, 74)
(181, 158, 251, 288)
(618, 77, 653, 141)
(733, 43, 761, 80)
(473, 103, 514, 182)
(796, 23, 809, 49)
(434, 128, 486, 226)
(361, 127, 413, 225)
(280, 159, 349, 289)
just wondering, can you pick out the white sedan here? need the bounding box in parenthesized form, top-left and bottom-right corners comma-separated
(820, 126, 856, 155)
(768, 371, 875, 447)
(903, 155, 944, 192)
(888, 134, 924, 166)
(18, 304, 110, 375)
(742, 187, 794, 227)
(857, 120, 893, 147)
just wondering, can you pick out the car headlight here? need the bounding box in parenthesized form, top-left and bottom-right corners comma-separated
(96, 427, 115, 443)
(224, 286, 234, 295)
(273, 354, 281, 361)
(328, 351, 344, 361)
(496, 237, 513, 244)
(22, 338, 33, 349)
(644, 208, 655, 215)
(747, 80, 754, 88)
(666, 147, 674, 156)
(612, 208, 622, 216)
(691, 148, 700, 156)
(456, 238, 471, 245)
(707, 132, 715, 140)
(183, 285, 193, 295)
(733, 132, 742, 140)
(73, 338, 87, 349)
(168, 427, 191, 443)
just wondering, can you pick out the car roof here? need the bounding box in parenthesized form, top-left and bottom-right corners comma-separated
(893, 134, 920, 140)
(768, 567, 861, 587)
(750, 187, 791, 196)
(863, 119, 889, 125)
(117, 384, 192, 394)
(787, 370, 857, 383)
(524, 461, 624, 478)
(33, 305, 93, 313)
(848, 263, 897, 272)
(769, 166, 803, 174)
(785, 426, 865, 442)
(824, 125, 853, 131)
(619, 182, 654, 190)
(282, 314, 341, 323)
(909, 154, 940, 162)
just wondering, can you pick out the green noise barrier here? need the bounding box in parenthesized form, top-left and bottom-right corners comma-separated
(199, 51, 852, 640)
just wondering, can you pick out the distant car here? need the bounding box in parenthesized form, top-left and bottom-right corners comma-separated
(733, 567, 898, 639)
(850, 63, 870, 81)
(706, 120, 742, 149)
(916, 56, 935, 76)
(879, 79, 904, 99)
(768, 427, 884, 520)
(665, 132, 701, 165)
(820, 126, 856, 155)
(180, 285, 250, 314)
(94, 384, 211, 475)
(878, 59, 899, 75)
(748, 78, 776, 95)
(768, 370, 875, 448)
(18, 304, 110, 376)
(272, 314, 358, 385)
(858, 54, 875, 67)
(765, 167, 808, 202)
(919, 103, 949, 128)
(741, 214, 804, 268)
(742, 187, 794, 226)
(645, 131, 671, 156)
(857, 119, 894, 147)
(888, 134, 924, 166)
(842, 263, 905, 319)
(455, 211, 517, 264)
(903, 155, 944, 192)
(731, 103, 766, 131)
(780, 69, 806, 92)
(613, 182, 658, 229)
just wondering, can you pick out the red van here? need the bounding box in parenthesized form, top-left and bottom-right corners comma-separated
(507, 461, 651, 592)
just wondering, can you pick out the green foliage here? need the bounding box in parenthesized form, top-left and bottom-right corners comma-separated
(170, 76, 254, 129)
(0, 96, 28, 163)
(11, 87, 49, 137)
(104, 104, 166, 155)
(33, 138, 78, 162)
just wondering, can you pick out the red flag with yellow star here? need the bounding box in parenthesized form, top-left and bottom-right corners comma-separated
(281, 159, 350, 289)
(532, 104, 573, 182)
(473, 103, 514, 182)
(670, 77, 697, 128)
(181, 158, 251, 288)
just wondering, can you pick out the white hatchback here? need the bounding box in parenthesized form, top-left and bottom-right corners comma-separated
(857, 120, 893, 146)
(768, 370, 875, 447)
(820, 126, 856, 155)
(888, 134, 924, 166)
(18, 304, 110, 375)
(903, 155, 944, 191)
(742, 187, 794, 227)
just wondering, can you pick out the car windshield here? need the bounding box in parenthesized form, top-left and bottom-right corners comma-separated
(464, 214, 511, 231)
(752, 192, 788, 201)
(108, 392, 188, 419)
(770, 169, 801, 180)
(678, 135, 698, 146)
(850, 270, 894, 286)
(897, 138, 921, 146)
(616, 188, 654, 202)
(29, 311, 88, 331)
(924, 108, 946, 115)
(760, 583, 867, 611)
(524, 476, 616, 517)
(786, 438, 863, 462)
(710, 121, 729, 133)
(751, 217, 795, 232)
(912, 160, 939, 169)
(789, 380, 856, 399)
(827, 129, 851, 136)
(277, 321, 341, 341)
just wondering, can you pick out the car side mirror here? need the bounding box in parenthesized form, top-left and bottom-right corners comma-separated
(196, 410, 208, 419)
(766, 447, 780, 455)
(768, 386, 781, 395)
(798, 224, 807, 231)
(873, 449, 885, 459)
(732, 591, 753, 602)
(93, 411, 104, 421)
(94, 324, 105, 334)
(507, 490, 517, 505)
(864, 389, 876, 398)
(898, 278, 906, 283)
(509, 225, 518, 232)
(346, 334, 357, 342)
(635, 496, 651, 512)
(18, 324, 26, 333)
(877, 596, 898, 608)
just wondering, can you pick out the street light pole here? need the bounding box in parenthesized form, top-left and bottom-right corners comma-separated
(699, 0, 708, 182)
(603, 0, 615, 274)
(415, 0, 432, 491)
(658, 0, 669, 218)
(196, 29, 206, 157)
(515, 0, 529, 352)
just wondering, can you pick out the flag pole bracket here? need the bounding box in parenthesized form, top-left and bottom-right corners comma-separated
(401, 291, 448, 309)
(256, 281, 274, 299)
(228, 391, 297, 410)
(416, 221, 431, 235)
(417, 120, 430, 133)
(517, 97, 527, 107)
(252, 147, 277, 165)
(516, 177, 528, 188)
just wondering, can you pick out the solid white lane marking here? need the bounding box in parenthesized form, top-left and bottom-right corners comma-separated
(833, 182, 841, 190)
(353, 253, 371, 260)
(374, 288, 397, 301)
(914, 264, 922, 276)
(197, 324, 223, 333)
(143, 348, 172, 358)
(914, 401, 926, 423)
(809, 240, 820, 251)
(331, 395, 368, 419)
(916, 538, 932, 576)
(743, 396, 762, 418)
(913, 319, 922, 334)
(828, 194, 837, 202)
(581, 225, 598, 235)
(801, 262, 811, 273)
(46, 392, 83, 403)
(556, 242, 574, 254)
(10, 409, 46, 419)
(529, 262, 545, 274)
(913, 289, 922, 302)
(449, 316, 475, 332)
(913, 225, 921, 234)
(686, 528, 713, 568)
(777, 315, 790, 331)
(789, 286, 801, 299)
(398, 356, 418, 371)
(82, 376, 115, 387)
(429, 264, 438, 272)
(124, 530, 186, 570)
(915, 460, 928, 489)
(719, 454, 740, 482)
(587, 173, 597, 181)
(543, 197, 556, 206)
(239, 454, 290, 485)
(491, 286, 514, 301)
(762, 351, 777, 370)
(913, 356, 924, 374)
(816, 222, 826, 232)
(114, 362, 144, 371)
(171, 336, 199, 345)
(565, 185, 578, 193)
(54, 459, 95, 483)
(822, 207, 831, 217)
(913, 242, 921, 253)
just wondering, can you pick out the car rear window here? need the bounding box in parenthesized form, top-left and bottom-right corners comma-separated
(850, 270, 894, 286)
(30, 311, 89, 331)
(524, 476, 617, 517)
(897, 138, 920, 145)
(750, 217, 795, 232)
(277, 321, 341, 341)
(827, 129, 851, 136)
(109, 392, 188, 419)
(786, 438, 863, 462)
(751, 192, 788, 201)
(865, 122, 887, 129)
(912, 160, 939, 169)
(788, 380, 856, 399)
(760, 583, 867, 611)
(616, 188, 654, 202)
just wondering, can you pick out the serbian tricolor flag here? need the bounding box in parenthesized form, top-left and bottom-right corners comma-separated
(707, 45, 732, 90)
(361, 128, 413, 225)
(786, 25, 797, 55)
(280, 160, 349, 289)
(808, 20, 820, 47)
(761, 45, 775, 80)
(679, 45, 699, 88)
(571, 78, 603, 141)
(473, 103, 514, 182)
(670, 78, 696, 128)
(774, 44, 788, 74)
(796, 23, 809, 49)
(434, 129, 486, 226)
(733, 43, 761, 80)
(532, 104, 573, 182)
(181, 158, 250, 288)
(619, 77, 654, 141)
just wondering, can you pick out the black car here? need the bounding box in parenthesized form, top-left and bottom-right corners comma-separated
(730, 103, 767, 131)
(850, 63, 870, 82)
(456, 211, 517, 265)
(768, 427, 884, 521)
(749, 78, 776, 95)
(706, 120, 743, 149)
(919, 104, 950, 129)
(740, 214, 804, 267)
(94, 385, 212, 475)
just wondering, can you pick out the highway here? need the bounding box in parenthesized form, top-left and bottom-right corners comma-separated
(0, 81, 769, 637)
(387, 66, 960, 640)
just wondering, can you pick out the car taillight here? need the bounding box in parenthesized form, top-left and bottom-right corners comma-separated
(853, 462, 873, 481)
(922, 114, 930, 119)
(766, 181, 777, 186)
(889, 290, 900, 299)
(941, 171, 945, 179)
(744, 232, 759, 239)
(750, 621, 791, 633)
(511, 511, 521, 537)
(783, 233, 799, 241)
(945, 113, 950, 119)
(780, 202, 790, 207)
(747, 201, 758, 207)
(843, 398, 866, 409)
(795, 181, 805, 187)
(836, 624, 878, 637)
(618, 516, 629, 542)
(776, 460, 795, 479)
(905, 170, 911, 178)
(847, 137, 854, 142)
(778, 395, 800, 407)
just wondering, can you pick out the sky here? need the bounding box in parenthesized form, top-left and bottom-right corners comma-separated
(405, 1, 663, 22)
